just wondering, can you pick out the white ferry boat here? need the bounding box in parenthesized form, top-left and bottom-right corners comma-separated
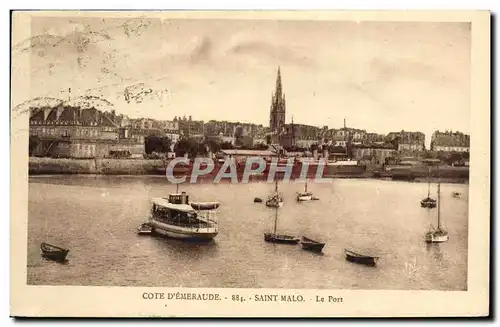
(148, 192, 219, 241)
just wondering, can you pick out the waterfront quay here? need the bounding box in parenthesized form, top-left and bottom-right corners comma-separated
(27, 67, 470, 184)
(28, 156, 469, 184)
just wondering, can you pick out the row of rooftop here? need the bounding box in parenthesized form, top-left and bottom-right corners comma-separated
(28, 105, 470, 153)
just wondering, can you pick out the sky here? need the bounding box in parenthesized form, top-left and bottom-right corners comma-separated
(12, 15, 471, 147)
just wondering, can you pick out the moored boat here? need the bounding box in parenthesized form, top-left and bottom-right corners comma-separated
(190, 202, 220, 210)
(148, 192, 219, 241)
(137, 223, 153, 235)
(296, 179, 315, 202)
(40, 242, 70, 262)
(266, 194, 284, 208)
(297, 192, 313, 201)
(264, 233, 300, 244)
(421, 197, 437, 208)
(300, 236, 325, 253)
(425, 182, 449, 243)
(344, 249, 379, 266)
(264, 173, 299, 245)
(421, 168, 437, 208)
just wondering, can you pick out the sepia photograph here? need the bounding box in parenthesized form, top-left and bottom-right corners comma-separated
(10, 10, 490, 317)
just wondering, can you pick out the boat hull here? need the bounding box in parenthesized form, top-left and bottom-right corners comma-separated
(301, 242, 325, 253)
(425, 232, 449, 243)
(40, 248, 69, 262)
(344, 249, 378, 266)
(137, 223, 153, 235)
(421, 199, 437, 208)
(264, 233, 299, 244)
(300, 236, 325, 252)
(190, 202, 220, 210)
(149, 220, 218, 241)
(265, 201, 283, 208)
(297, 195, 313, 202)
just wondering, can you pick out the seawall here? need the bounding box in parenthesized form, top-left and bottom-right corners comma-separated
(28, 157, 469, 184)
(29, 157, 165, 175)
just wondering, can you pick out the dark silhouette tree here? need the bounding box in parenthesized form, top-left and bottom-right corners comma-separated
(220, 141, 234, 150)
(29, 136, 40, 156)
(145, 136, 172, 154)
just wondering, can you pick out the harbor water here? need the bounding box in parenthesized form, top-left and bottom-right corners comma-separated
(27, 176, 468, 290)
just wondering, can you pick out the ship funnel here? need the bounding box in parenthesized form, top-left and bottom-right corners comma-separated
(181, 192, 189, 204)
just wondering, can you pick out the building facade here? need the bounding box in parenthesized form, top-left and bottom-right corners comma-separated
(430, 130, 470, 152)
(386, 130, 426, 152)
(353, 146, 396, 165)
(29, 105, 145, 158)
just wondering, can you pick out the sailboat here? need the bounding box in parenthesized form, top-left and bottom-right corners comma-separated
(296, 178, 316, 202)
(264, 204, 299, 244)
(266, 171, 284, 208)
(421, 168, 437, 208)
(425, 182, 449, 243)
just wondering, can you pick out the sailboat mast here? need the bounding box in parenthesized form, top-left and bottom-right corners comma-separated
(273, 207, 278, 234)
(275, 150, 280, 193)
(427, 168, 431, 198)
(176, 183, 179, 193)
(305, 178, 308, 193)
(437, 182, 441, 230)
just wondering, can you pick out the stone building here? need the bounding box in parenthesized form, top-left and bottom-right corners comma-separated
(281, 122, 322, 149)
(386, 130, 426, 152)
(29, 105, 145, 158)
(430, 130, 470, 152)
(353, 145, 396, 165)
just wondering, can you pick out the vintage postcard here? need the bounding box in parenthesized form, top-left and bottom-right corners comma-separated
(10, 10, 490, 317)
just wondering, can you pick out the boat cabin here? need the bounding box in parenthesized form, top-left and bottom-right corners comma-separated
(150, 197, 214, 228)
(166, 192, 190, 204)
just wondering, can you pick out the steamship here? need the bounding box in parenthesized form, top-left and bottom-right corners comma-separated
(148, 192, 219, 241)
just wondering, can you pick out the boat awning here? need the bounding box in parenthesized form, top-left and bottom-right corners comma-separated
(151, 197, 195, 213)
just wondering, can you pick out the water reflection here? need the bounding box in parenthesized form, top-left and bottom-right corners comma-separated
(426, 243, 444, 261)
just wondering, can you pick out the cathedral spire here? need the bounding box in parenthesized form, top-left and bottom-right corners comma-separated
(269, 66, 286, 135)
(275, 66, 282, 98)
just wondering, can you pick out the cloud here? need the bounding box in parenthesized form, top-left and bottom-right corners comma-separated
(227, 40, 314, 67)
(369, 57, 454, 86)
(189, 37, 213, 63)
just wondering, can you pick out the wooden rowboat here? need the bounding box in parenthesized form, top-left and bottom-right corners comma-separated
(137, 223, 153, 235)
(190, 202, 220, 210)
(344, 248, 379, 267)
(40, 242, 69, 262)
(300, 236, 325, 253)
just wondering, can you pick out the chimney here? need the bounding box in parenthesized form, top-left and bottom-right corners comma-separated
(313, 148, 318, 160)
(323, 148, 329, 160)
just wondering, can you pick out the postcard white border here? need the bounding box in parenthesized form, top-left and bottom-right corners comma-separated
(10, 10, 490, 317)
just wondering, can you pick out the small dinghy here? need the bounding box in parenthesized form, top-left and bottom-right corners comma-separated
(300, 236, 325, 253)
(40, 242, 69, 262)
(452, 192, 462, 198)
(421, 197, 437, 208)
(311, 196, 320, 201)
(344, 248, 379, 267)
(190, 202, 220, 210)
(254, 197, 263, 203)
(137, 223, 153, 235)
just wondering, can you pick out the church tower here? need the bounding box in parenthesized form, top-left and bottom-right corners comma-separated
(269, 66, 286, 134)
